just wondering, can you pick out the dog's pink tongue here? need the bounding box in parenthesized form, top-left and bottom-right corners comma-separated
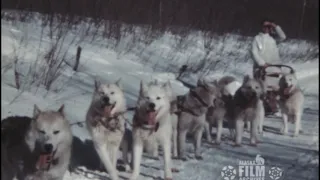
(284, 86, 292, 95)
(148, 112, 156, 125)
(103, 106, 112, 117)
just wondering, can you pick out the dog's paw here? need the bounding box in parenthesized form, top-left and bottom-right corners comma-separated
(280, 128, 288, 135)
(195, 155, 203, 160)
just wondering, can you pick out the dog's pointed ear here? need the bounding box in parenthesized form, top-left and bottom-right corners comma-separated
(197, 78, 204, 86)
(57, 104, 65, 116)
(139, 80, 145, 97)
(213, 79, 218, 86)
(243, 75, 250, 83)
(94, 79, 101, 91)
(154, 79, 158, 85)
(162, 80, 171, 89)
(115, 78, 122, 88)
(33, 104, 41, 119)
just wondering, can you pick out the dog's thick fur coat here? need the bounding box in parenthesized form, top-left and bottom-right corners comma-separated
(228, 75, 265, 146)
(130, 81, 173, 180)
(86, 79, 127, 180)
(1, 105, 72, 180)
(177, 78, 217, 160)
(278, 73, 304, 137)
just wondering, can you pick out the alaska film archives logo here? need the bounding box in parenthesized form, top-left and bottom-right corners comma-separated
(221, 154, 284, 180)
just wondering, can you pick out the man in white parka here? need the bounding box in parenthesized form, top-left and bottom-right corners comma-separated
(251, 19, 286, 78)
(251, 19, 286, 115)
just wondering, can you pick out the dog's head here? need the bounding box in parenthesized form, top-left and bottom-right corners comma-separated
(136, 80, 171, 125)
(32, 104, 71, 155)
(93, 78, 126, 114)
(192, 78, 219, 107)
(279, 73, 298, 91)
(239, 75, 264, 99)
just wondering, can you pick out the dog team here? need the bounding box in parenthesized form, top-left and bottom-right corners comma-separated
(1, 70, 304, 180)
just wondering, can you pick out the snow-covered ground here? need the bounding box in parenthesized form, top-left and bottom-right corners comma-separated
(1, 15, 319, 180)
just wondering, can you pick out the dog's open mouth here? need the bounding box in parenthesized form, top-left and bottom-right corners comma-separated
(143, 109, 159, 129)
(103, 103, 116, 117)
(283, 85, 293, 95)
(36, 150, 56, 170)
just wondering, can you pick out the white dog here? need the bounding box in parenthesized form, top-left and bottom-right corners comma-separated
(130, 81, 173, 180)
(278, 73, 304, 137)
(85, 79, 127, 180)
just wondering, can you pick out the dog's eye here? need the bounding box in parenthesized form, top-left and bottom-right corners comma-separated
(146, 96, 150, 100)
(38, 130, 45, 134)
(99, 91, 105, 96)
(53, 130, 60, 135)
(156, 97, 161, 100)
(255, 86, 259, 89)
(110, 92, 114, 95)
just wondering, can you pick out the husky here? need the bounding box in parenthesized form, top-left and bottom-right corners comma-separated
(130, 81, 173, 180)
(85, 79, 127, 180)
(177, 78, 217, 160)
(1, 104, 72, 180)
(277, 73, 304, 137)
(148, 80, 179, 158)
(229, 75, 265, 146)
(205, 76, 242, 144)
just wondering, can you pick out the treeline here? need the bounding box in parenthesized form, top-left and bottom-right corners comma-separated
(2, 0, 318, 41)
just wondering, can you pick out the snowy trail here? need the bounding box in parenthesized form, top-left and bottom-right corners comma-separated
(1, 18, 319, 180)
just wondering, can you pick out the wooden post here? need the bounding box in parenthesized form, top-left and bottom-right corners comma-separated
(73, 46, 82, 71)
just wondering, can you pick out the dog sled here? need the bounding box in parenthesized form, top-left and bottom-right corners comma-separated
(255, 64, 296, 116)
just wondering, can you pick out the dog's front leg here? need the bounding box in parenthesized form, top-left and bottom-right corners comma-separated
(250, 118, 258, 146)
(216, 118, 223, 145)
(162, 139, 173, 180)
(245, 121, 251, 132)
(178, 129, 188, 161)
(110, 145, 120, 170)
(204, 121, 212, 142)
(258, 100, 265, 135)
(293, 113, 302, 137)
(94, 143, 118, 180)
(172, 127, 178, 157)
(130, 139, 143, 180)
(235, 118, 244, 146)
(280, 113, 289, 135)
(194, 125, 204, 160)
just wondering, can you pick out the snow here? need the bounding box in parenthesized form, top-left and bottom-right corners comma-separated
(1, 15, 319, 180)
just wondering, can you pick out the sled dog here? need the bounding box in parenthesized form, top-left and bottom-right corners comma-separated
(277, 73, 304, 137)
(130, 81, 173, 180)
(85, 79, 127, 180)
(229, 75, 265, 146)
(1, 104, 72, 180)
(177, 78, 217, 160)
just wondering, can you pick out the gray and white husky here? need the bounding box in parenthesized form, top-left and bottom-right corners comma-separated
(177, 78, 218, 160)
(130, 81, 173, 180)
(85, 79, 127, 180)
(229, 75, 265, 146)
(277, 73, 304, 137)
(1, 104, 72, 180)
(205, 76, 242, 144)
